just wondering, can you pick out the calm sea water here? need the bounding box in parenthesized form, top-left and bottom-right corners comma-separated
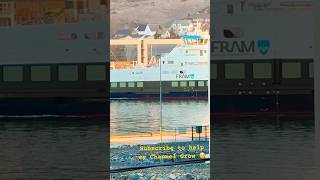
(110, 100, 210, 178)
(0, 117, 107, 179)
(110, 100, 209, 136)
(213, 118, 318, 180)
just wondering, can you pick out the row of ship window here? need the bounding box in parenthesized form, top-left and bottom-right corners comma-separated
(0, 64, 106, 82)
(211, 62, 314, 79)
(111, 81, 208, 88)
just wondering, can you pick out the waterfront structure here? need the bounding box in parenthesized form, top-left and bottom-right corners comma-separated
(111, 39, 185, 66)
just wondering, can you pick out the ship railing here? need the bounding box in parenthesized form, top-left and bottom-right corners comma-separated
(160, 125, 210, 142)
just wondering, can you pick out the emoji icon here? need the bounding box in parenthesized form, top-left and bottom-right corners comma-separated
(200, 152, 205, 159)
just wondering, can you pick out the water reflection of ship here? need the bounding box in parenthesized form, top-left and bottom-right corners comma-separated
(110, 35, 210, 99)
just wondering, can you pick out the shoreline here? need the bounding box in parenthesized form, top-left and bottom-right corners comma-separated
(110, 163, 210, 180)
(111, 141, 209, 170)
(111, 140, 210, 179)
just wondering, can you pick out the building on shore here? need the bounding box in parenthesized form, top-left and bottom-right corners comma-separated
(155, 27, 171, 39)
(170, 19, 193, 37)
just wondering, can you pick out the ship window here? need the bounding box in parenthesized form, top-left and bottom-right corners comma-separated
(309, 62, 314, 78)
(282, 62, 301, 79)
(227, 4, 234, 15)
(137, 82, 144, 87)
(180, 81, 187, 87)
(253, 63, 272, 79)
(172, 81, 178, 87)
(119, 82, 127, 87)
(65, 0, 74, 9)
(200, 50, 203, 56)
(128, 82, 135, 87)
(3, 66, 23, 82)
(189, 81, 196, 87)
(86, 65, 106, 81)
(31, 66, 51, 82)
(58, 65, 78, 81)
(111, 82, 117, 88)
(211, 64, 217, 79)
(225, 63, 245, 79)
(168, 61, 174, 64)
(198, 81, 205, 87)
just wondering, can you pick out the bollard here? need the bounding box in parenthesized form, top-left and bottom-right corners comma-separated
(205, 126, 207, 141)
(175, 128, 176, 142)
(191, 127, 193, 141)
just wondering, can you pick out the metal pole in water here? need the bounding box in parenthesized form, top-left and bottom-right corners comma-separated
(160, 57, 163, 143)
(191, 127, 194, 141)
(207, 35, 211, 156)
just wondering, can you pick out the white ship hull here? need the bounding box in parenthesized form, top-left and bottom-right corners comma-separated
(110, 35, 210, 99)
(111, 64, 209, 82)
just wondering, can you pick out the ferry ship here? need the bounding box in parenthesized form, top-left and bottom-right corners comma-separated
(110, 35, 210, 99)
(212, 0, 314, 117)
(0, 20, 108, 116)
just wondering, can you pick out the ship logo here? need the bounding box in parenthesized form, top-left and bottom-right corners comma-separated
(257, 40, 270, 55)
(176, 73, 195, 79)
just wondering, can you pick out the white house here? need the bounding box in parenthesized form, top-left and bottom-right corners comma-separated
(170, 19, 193, 36)
(155, 27, 171, 39)
(133, 24, 156, 36)
(186, 11, 210, 35)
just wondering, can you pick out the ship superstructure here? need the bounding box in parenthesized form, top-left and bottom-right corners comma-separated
(0, 19, 108, 116)
(110, 35, 210, 99)
(212, 0, 314, 116)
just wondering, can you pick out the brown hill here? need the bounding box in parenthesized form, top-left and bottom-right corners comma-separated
(110, 0, 210, 35)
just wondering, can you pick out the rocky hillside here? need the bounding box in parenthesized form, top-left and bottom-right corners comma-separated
(110, 0, 210, 35)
